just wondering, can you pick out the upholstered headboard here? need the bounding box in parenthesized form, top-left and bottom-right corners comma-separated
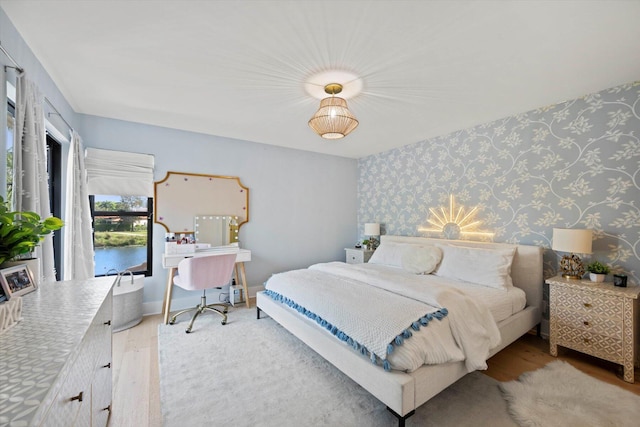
(380, 236, 544, 310)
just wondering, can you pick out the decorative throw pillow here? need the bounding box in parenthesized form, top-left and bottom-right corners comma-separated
(433, 244, 516, 290)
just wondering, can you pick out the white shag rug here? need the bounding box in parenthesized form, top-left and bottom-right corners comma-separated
(158, 307, 516, 427)
(500, 360, 640, 427)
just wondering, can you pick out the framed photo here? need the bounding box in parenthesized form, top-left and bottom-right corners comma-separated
(0, 264, 37, 298)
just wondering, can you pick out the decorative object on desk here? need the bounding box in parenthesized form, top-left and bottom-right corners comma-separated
(586, 260, 610, 283)
(364, 223, 380, 250)
(0, 296, 23, 335)
(0, 264, 37, 298)
(551, 228, 592, 279)
(613, 274, 628, 287)
(361, 239, 370, 250)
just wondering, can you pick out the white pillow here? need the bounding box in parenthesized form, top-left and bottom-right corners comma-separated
(400, 245, 442, 274)
(368, 242, 442, 274)
(433, 244, 516, 290)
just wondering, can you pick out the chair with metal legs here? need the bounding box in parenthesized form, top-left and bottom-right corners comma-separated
(168, 253, 237, 333)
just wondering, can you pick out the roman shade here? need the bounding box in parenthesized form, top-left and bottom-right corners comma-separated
(85, 148, 154, 196)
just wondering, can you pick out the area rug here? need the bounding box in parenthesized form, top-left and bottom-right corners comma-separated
(500, 360, 640, 427)
(158, 307, 517, 427)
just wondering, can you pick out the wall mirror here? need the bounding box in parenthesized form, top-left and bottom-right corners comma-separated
(154, 172, 249, 246)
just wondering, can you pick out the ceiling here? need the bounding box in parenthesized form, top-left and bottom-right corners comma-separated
(2, 1, 639, 159)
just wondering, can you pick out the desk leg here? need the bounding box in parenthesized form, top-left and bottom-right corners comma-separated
(238, 262, 250, 308)
(163, 267, 177, 325)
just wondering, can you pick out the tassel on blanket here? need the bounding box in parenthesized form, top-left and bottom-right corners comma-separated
(264, 289, 448, 374)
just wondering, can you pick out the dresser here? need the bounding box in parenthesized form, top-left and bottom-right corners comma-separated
(344, 248, 374, 264)
(0, 276, 115, 425)
(548, 275, 640, 383)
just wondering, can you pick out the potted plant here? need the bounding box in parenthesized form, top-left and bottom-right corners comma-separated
(362, 239, 371, 250)
(586, 261, 611, 283)
(0, 196, 64, 279)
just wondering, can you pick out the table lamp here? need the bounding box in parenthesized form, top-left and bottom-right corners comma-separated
(364, 223, 380, 250)
(552, 228, 593, 279)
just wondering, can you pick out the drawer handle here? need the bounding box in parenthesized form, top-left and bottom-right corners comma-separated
(583, 321, 590, 326)
(583, 303, 592, 308)
(70, 391, 83, 403)
(104, 320, 111, 326)
(583, 338, 590, 344)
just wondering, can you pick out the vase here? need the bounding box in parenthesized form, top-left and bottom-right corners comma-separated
(589, 273, 606, 283)
(1, 258, 41, 286)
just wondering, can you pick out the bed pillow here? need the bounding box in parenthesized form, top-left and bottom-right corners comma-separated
(433, 244, 516, 290)
(400, 245, 442, 274)
(368, 242, 442, 274)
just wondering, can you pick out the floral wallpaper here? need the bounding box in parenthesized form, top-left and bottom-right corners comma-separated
(358, 81, 640, 289)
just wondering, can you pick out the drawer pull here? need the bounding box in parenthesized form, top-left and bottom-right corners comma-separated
(70, 391, 83, 402)
(583, 338, 590, 344)
(104, 320, 111, 326)
(102, 404, 111, 412)
(583, 321, 590, 326)
(102, 363, 111, 369)
(583, 303, 592, 308)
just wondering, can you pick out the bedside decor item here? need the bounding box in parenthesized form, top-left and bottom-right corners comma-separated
(614, 274, 628, 287)
(586, 260, 610, 282)
(363, 223, 380, 250)
(0, 264, 37, 298)
(551, 228, 592, 279)
(308, 83, 359, 139)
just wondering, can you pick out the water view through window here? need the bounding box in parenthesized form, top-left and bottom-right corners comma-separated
(92, 195, 151, 276)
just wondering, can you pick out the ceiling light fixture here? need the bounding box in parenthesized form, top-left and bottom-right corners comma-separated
(308, 83, 359, 139)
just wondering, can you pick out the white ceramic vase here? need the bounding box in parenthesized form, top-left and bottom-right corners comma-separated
(589, 273, 606, 283)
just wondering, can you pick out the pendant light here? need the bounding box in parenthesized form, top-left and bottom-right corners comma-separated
(308, 83, 359, 139)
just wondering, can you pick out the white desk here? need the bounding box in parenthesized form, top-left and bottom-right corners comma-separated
(161, 247, 252, 324)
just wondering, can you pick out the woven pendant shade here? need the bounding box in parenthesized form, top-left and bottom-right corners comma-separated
(308, 85, 359, 139)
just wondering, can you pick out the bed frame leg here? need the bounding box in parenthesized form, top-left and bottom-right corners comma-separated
(536, 322, 541, 337)
(386, 407, 414, 427)
(257, 307, 262, 319)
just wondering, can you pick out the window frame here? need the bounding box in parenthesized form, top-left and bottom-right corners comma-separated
(89, 195, 154, 277)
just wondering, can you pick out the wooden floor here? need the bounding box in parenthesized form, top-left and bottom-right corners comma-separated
(110, 301, 640, 426)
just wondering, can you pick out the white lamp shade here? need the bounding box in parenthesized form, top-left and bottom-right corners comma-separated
(552, 228, 593, 254)
(364, 223, 380, 236)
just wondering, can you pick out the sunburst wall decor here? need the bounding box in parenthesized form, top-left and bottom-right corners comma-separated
(417, 195, 494, 240)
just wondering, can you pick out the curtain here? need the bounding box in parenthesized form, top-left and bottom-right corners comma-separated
(13, 73, 56, 283)
(64, 131, 95, 280)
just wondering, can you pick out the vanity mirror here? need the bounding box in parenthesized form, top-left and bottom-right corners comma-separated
(154, 172, 249, 246)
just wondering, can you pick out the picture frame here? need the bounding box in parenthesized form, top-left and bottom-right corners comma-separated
(0, 264, 37, 299)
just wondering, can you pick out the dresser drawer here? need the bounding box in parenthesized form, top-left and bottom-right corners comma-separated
(345, 248, 373, 264)
(554, 286, 623, 319)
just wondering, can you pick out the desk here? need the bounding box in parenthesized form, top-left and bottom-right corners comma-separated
(162, 248, 251, 324)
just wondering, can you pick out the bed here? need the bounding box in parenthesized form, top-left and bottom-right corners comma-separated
(256, 235, 542, 425)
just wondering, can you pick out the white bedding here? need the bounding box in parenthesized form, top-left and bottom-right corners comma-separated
(264, 262, 503, 373)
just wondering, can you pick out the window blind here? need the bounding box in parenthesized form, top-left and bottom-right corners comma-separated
(85, 148, 155, 196)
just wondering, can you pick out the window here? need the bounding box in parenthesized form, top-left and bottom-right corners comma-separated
(90, 195, 153, 277)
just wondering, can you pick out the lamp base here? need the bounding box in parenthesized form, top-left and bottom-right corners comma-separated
(560, 253, 585, 280)
(561, 273, 582, 280)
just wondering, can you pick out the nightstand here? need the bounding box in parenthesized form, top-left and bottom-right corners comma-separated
(547, 275, 640, 383)
(344, 248, 374, 264)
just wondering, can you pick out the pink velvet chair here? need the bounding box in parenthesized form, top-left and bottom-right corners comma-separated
(168, 253, 237, 333)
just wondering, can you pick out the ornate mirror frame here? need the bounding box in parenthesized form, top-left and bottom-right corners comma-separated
(154, 171, 249, 233)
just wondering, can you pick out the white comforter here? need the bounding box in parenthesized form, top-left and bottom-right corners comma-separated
(264, 262, 501, 373)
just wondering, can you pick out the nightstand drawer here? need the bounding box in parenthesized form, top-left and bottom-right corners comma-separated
(556, 326, 624, 363)
(344, 248, 373, 264)
(556, 312, 623, 339)
(554, 286, 623, 319)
